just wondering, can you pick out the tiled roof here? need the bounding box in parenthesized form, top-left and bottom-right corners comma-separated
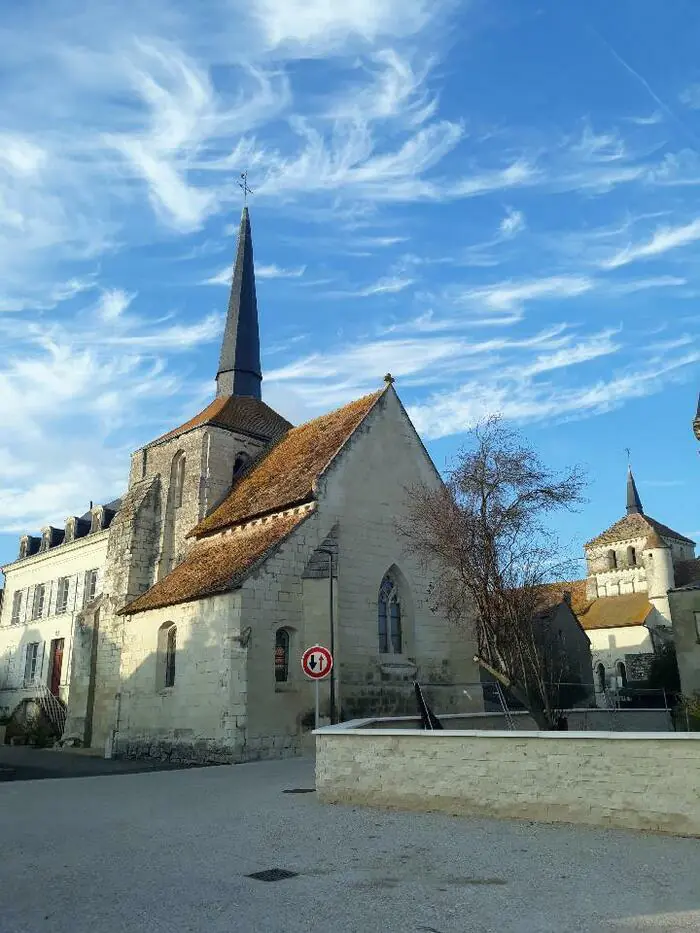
(190, 389, 385, 538)
(121, 509, 310, 615)
(151, 395, 292, 447)
(575, 592, 653, 631)
(585, 512, 695, 548)
(536, 579, 593, 616)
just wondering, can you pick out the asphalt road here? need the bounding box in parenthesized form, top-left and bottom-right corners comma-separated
(0, 755, 698, 933)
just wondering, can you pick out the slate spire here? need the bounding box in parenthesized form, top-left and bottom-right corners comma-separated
(626, 467, 643, 515)
(216, 206, 262, 399)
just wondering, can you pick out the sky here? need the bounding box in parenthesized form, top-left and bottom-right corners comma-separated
(0, 0, 699, 574)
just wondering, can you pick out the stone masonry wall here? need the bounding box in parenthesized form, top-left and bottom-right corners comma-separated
(113, 593, 247, 764)
(316, 729, 700, 836)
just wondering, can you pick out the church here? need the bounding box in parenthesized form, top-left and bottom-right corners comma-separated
(561, 467, 697, 702)
(0, 208, 479, 762)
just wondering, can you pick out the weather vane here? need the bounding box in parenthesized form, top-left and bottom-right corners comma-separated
(239, 171, 254, 205)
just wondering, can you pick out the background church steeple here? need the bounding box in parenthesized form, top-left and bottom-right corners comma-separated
(626, 466, 643, 515)
(693, 392, 700, 442)
(216, 205, 262, 399)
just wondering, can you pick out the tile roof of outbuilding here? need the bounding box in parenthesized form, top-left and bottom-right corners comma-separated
(585, 512, 695, 548)
(189, 388, 385, 539)
(575, 592, 653, 631)
(121, 509, 310, 615)
(150, 394, 292, 447)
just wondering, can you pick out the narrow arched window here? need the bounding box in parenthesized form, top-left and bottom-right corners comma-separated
(173, 453, 186, 509)
(627, 546, 636, 567)
(595, 662, 606, 692)
(275, 628, 290, 683)
(232, 451, 250, 482)
(615, 660, 627, 688)
(607, 549, 617, 570)
(378, 573, 402, 654)
(157, 622, 177, 690)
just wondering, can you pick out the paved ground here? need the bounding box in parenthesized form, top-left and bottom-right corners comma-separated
(0, 745, 205, 782)
(0, 755, 698, 933)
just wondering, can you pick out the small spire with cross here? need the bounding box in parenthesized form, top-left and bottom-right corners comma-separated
(239, 171, 254, 205)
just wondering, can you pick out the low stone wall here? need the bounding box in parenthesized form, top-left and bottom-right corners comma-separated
(315, 723, 700, 836)
(360, 709, 674, 732)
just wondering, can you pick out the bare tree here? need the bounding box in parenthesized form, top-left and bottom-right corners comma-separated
(399, 416, 587, 730)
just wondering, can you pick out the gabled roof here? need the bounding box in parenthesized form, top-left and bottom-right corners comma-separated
(121, 509, 310, 615)
(190, 388, 385, 539)
(150, 394, 292, 447)
(575, 592, 653, 631)
(585, 512, 695, 548)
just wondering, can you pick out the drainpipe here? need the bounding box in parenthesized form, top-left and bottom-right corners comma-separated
(317, 547, 336, 725)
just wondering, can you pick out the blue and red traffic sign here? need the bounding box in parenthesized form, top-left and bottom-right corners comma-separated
(301, 645, 333, 680)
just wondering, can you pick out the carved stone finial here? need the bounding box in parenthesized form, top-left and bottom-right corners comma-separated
(384, 372, 394, 385)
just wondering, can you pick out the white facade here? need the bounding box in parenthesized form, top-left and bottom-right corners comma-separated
(0, 530, 108, 715)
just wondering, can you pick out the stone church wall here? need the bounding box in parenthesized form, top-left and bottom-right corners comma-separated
(313, 388, 480, 721)
(112, 593, 248, 763)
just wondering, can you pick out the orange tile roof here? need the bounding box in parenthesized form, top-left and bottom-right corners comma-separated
(121, 509, 310, 615)
(585, 512, 695, 548)
(150, 394, 292, 447)
(575, 592, 652, 631)
(190, 388, 385, 538)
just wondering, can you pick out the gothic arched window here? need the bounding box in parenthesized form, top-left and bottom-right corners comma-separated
(615, 660, 627, 689)
(378, 573, 402, 654)
(275, 628, 290, 683)
(157, 622, 177, 690)
(172, 453, 186, 509)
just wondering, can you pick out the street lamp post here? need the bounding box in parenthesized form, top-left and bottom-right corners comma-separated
(317, 547, 335, 725)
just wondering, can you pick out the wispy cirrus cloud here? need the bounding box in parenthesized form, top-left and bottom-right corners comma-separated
(600, 218, 700, 269)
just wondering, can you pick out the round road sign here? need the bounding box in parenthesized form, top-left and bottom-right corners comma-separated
(301, 645, 333, 680)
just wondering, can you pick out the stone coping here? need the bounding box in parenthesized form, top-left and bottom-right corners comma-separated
(314, 719, 700, 740)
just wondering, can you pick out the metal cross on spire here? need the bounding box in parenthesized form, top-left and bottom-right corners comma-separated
(624, 447, 631, 467)
(239, 171, 254, 205)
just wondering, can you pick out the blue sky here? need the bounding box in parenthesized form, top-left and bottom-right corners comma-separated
(0, 0, 698, 573)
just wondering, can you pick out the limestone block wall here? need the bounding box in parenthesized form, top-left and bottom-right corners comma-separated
(113, 593, 247, 763)
(587, 625, 654, 684)
(0, 531, 109, 712)
(670, 588, 700, 698)
(314, 388, 480, 719)
(315, 727, 700, 836)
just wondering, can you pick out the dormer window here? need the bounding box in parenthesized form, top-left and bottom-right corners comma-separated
(64, 518, 75, 544)
(90, 509, 103, 533)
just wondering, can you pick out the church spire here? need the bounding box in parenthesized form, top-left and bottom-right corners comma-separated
(626, 467, 643, 515)
(216, 206, 262, 399)
(693, 391, 700, 442)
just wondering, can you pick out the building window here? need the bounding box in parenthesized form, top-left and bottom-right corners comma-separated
(56, 577, 70, 615)
(172, 453, 186, 509)
(233, 451, 251, 481)
(627, 546, 637, 567)
(694, 611, 700, 643)
(594, 662, 606, 692)
(378, 572, 402, 654)
(83, 570, 98, 607)
(24, 643, 40, 685)
(615, 660, 627, 688)
(11, 591, 22, 625)
(157, 622, 177, 690)
(31, 585, 45, 620)
(275, 628, 290, 683)
(607, 549, 617, 570)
